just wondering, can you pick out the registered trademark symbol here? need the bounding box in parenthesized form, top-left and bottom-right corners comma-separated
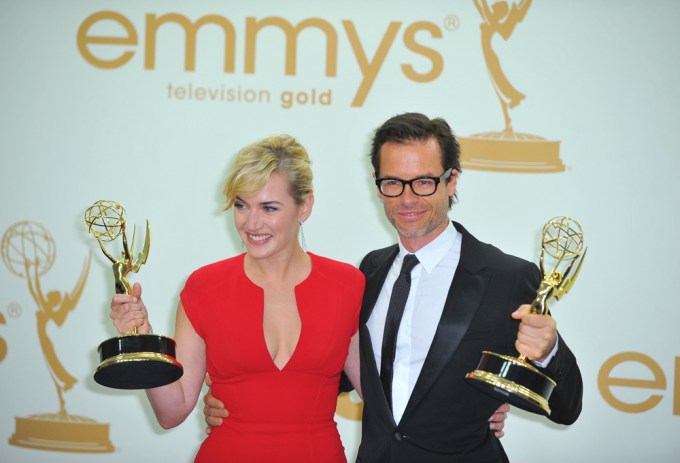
(7, 302, 22, 319)
(444, 14, 460, 32)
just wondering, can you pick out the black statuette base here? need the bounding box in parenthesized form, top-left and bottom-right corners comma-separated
(465, 351, 556, 416)
(94, 333, 183, 390)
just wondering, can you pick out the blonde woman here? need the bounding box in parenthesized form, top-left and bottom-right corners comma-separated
(110, 135, 364, 462)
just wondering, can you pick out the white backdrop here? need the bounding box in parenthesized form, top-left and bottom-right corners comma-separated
(1, 1, 679, 462)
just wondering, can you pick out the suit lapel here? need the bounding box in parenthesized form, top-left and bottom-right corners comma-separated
(359, 245, 399, 423)
(400, 222, 492, 422)
(360, 245, 398, 324)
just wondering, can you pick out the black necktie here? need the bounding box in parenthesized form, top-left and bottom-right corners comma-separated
(380, 253, 419, 410)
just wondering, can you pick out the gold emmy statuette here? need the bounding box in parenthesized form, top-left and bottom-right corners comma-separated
(466, 216, 586, 415)
(2, 221, 113, 453)
(84, 200, 183, 389)
(459, 0, 565, 173)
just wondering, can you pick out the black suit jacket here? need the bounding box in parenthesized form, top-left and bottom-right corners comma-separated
(355, 222, 582, 463)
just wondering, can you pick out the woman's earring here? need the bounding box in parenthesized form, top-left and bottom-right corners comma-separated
(299, 221, 307, 252)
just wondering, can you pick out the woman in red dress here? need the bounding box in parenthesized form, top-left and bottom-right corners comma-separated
(109, 134, 365, 462)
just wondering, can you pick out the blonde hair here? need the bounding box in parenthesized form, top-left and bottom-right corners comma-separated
(223, 134, 313, 210)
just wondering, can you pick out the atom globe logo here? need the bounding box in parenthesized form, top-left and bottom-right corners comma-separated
(1, 220, 56, 278)
(542, 217, 584, 262)
(84, 200, 127, 242)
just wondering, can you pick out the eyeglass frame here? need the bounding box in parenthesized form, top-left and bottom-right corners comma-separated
(374, 168, 454, 198)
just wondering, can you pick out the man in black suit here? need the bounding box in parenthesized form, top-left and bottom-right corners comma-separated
(352, 113, 581, 462)
(203, 113, 582, 461)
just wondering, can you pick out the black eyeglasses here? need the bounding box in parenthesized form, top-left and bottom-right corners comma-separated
(375, 168, 453, 197)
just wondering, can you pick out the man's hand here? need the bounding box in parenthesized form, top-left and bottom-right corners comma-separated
(203, 374, 228, 435)
(202, 375, 511, 439)
(512, 304, 557, 363)
(489, 403, 510, 438)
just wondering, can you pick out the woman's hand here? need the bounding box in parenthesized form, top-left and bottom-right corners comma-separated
(109, 282, 152, 334)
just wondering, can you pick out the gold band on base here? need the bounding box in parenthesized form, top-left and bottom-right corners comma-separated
(466, 369, 552, 415)
(466, 351, 557, 416)
(95, 351, 182, 371)
(94, 333, 183, 389)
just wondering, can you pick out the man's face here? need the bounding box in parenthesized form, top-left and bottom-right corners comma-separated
(376, 137, 458, 252)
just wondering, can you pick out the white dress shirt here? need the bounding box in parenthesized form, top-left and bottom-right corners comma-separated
(366, 221, 461, 423)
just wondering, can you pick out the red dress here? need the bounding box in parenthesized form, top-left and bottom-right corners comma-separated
(181, 253, 365, 463)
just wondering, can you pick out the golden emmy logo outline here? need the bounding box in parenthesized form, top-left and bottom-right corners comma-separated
(336, 391, 363, 421)
(1, 220, 114, 453)
(0, 310, 7, 364)
(459, 0, 565, 173)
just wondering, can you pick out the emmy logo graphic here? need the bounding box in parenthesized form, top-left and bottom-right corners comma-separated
(1, 221, 114, 453)
(0, 311, 6, 364)
(459, 0, 565, 173)
(336, 392, 363, 421)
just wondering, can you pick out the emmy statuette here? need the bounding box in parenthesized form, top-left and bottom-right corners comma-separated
(2, 221, 114, 452)
(84, 200, 183, 389)
(459, 0, 565, 173)
(465, 216, 586, 415)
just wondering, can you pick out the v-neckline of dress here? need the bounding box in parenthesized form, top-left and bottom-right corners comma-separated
(241, 253, 314, 372)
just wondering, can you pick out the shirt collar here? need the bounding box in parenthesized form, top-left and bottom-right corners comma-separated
(398, 221, 458, 274)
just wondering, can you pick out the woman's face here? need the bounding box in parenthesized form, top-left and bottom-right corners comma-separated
(233, 172, 310, 260)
